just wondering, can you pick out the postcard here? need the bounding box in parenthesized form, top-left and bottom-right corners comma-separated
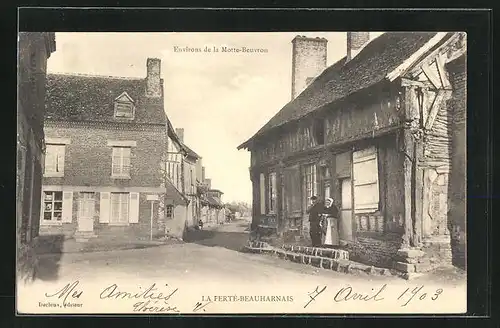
(16, 31, 467, 314)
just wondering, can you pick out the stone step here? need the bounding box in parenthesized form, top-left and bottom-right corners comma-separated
(244, 245, 394, 277)
(282, 244, 349, 261)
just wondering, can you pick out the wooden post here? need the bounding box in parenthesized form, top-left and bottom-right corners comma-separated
(402, 85, 418, 247)
(350, 147, 356, 239)
(277, 161, 284, 236)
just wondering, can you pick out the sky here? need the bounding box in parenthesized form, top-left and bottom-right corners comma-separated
(47, 32, 383, 203)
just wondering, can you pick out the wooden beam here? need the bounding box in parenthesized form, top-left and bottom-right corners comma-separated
(436, 53, 452, 89)
(424, 89, 452, 131)
(422, 62, 443, 90)
(407, 32, 462, 78)
(444, 32, 467, 64)
(401, 77, 426, 88)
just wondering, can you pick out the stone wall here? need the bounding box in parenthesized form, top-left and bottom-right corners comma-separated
(347, 232, 403, 268)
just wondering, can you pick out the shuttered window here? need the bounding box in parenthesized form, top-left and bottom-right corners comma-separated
(268, 172, 277, 214)
(112, 147, 131, 177)
(44, 144, 65, 176)
(284, 165, 302, 215)
(114, 102, 134, 118)
(110, 192, 129, 224)
(42, 191, 63, 222)
(259, 173, 266, 215)
(353, 146, 380, 213)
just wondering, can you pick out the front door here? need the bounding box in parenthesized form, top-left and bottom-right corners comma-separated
(78, 192, 95, 232)
(339, 178, 353, 243)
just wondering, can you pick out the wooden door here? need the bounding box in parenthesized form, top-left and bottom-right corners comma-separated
(340, 178, 353, 242)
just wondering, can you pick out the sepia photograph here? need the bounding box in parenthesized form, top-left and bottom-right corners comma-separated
(17, 30, 467, 314)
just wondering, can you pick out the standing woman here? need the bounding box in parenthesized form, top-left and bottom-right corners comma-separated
(322, 197, 340, 248)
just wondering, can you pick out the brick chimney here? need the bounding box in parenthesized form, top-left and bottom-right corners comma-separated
(175, 128, 184, 142)
(291, 36, 328, 100)
(202, 166, 206, 181)
(346, 32, 370, 62)
(146, 58, 161, 98)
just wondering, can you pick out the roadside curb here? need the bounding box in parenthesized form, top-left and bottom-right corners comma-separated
(243, 245, 396, 277)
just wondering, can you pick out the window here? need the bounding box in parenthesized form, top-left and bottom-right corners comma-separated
(353, 146, 380, 213)
(304, 164, 318, 201)
(313, 118, 325, 145)
(44, 144, 65, 176)
(268, 172, 277, 213)
(43, 191, 63, 222)
(112, 147, 131, 177)
(259, 173, 266, 215)
(110, 192, 129, 224)
(78, 192, 95, 219)
(114, 102, 134, 118)
(114, 92, 135, 119)
(166, 205, 174, 219)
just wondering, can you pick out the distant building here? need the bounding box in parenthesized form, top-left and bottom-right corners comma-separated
(199, 174, 225, 224)
(17, 32, 56, 279)
(239, 32, 466, 271)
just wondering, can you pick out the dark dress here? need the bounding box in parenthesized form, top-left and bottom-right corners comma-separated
(307, 200, 324, 247)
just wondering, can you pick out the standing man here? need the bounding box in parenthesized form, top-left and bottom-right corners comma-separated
(306, 195, 324, 247)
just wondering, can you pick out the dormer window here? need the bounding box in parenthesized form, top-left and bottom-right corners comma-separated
(114, 92, 135, 119)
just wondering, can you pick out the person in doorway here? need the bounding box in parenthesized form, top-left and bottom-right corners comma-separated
(306, 195, 324, 247)
(321, 197, 341, 248)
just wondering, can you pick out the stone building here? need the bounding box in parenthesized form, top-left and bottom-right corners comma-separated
(17, 32, 56, 280)
(41, 58, 190, 242)
(238, 32, 466, 273)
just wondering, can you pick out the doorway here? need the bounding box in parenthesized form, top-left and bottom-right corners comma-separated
(339, 178, 353, 243)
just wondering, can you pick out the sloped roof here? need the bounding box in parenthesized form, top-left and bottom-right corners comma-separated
(206, 195, 223, 207)
(165, 118, 201, 159)
(165, 178, 189, 205)
(238, 32, 451, 149)
(181, 142, 201, 159)
(45, 73, 166, 125)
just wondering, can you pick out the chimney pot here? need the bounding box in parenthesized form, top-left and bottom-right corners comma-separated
(146, 58, 161, 98)
(175, 128, 184, 142)
(291, 36, 328, 100)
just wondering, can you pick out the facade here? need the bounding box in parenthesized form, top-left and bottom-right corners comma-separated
(17, 32, 56, 279)
(41, 58, 190, 242)
(238, 32, 467, 271)
(164, 126, 203, 235)
(199, 176, 225, 224)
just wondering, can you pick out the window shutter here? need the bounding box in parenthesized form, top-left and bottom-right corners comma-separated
(99, 192, 110, 223)
(58, 146, 65, 174)
(129, 192, 140, 223)
(61, 191, 73, 223)
(353, 146, 380, 213)
(259, 173, 266, 215)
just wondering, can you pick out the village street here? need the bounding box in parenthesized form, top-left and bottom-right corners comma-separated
(34, 219, 466, 287)
(19, 218, 467, 314)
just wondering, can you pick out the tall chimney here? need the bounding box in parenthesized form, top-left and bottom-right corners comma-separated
(175, 128, 184, 142)
(291, 36, 328, 100)
(346, 32, 370, 62)
(146, 58, 161, 98)
(202, 166, 206, 181)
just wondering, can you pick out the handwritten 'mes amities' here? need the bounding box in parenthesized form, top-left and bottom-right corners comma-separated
(100, 283, 180, 313)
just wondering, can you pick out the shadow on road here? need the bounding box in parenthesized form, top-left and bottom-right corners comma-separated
(34, 234, 65, 281)
(184, 228, 248, 252)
